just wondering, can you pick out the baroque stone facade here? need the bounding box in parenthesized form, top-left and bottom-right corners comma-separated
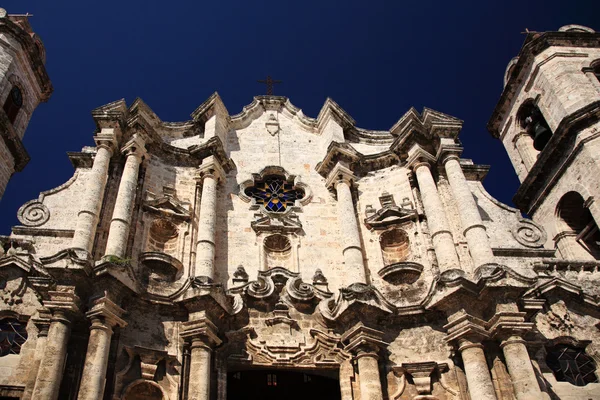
(1, 22, 600, 400)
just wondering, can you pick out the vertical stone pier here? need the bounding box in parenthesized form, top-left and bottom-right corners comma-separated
(408, 154, 460, 278)
(22, 312, 51, 400)
(326, 163, 367, 285)
(32, 288, 81, 400)
(104, 134, 146, 258)
(194, 156, 225, 281)
(342, 323, 387, 400)
(445, 312, 497, 400)
(180, 316, 222, 400)
(72, 132, 116, 252)
(442, 151, 495, 275)
(77, 297, 127, 400)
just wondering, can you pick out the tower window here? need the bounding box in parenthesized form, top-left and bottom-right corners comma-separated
(517, 101, 552, 151)
(594, 63, 600, 83)
(0, 319, 28, 356)
(557, 191, 600, 258)
(380, 228, 410, 266)
(3, 86, 23, 124)
(546, 344, 598, 386)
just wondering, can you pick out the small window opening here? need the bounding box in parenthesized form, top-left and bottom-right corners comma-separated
(0, 319, 27, 356)
(594, 64, 600, 83)
(3, 86, 23, 124)
(557, 192, 600, 258)
(517, 101, 552, 151)
(546, 344, 598, 386)
(263, 234, 292, 270)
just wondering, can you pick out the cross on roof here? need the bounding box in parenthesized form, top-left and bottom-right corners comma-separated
(257, 75, 282, 95)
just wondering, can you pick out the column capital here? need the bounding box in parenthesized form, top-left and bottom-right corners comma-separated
(32, 309, 52, 337)
(196, 155, 226, 183)
(180, 317, 222, 348)
(444, 312, 489, 345)
(120, 134, 147, 160)
(43, 286, 83, 322)
(437, 141, 463, 164)
(93, 131, 118, 154)
(85, 296, 127, 329)
(406, 146, 436, 171)
(324, 162, 357, 191)
(341, 322, 388, 357)
(487, 311, 534, 341)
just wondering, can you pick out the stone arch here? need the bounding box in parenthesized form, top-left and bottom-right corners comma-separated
(379, 228, 410, 266)
(555, 191, 600, 259)
(121, 379, 166, 400)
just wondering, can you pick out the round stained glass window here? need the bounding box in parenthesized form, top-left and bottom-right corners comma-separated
(244, 176, 304, 213)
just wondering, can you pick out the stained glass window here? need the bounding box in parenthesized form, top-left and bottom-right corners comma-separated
(546, 344, 598, 386)
(0, 319, 27, 356)
(245, 176, 304, 213)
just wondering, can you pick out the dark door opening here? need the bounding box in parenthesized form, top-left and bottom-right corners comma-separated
(228, 369, 341, 400)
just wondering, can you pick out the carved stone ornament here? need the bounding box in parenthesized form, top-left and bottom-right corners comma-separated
(511, 218, 546, 248)
(228, 267, 333, 312)
(225, 327, 351, 367)
(364, 193, 417, 230)
(265, 113, 280, 136)
(17, 199, 50, 227)
(320, 282, 396, 321)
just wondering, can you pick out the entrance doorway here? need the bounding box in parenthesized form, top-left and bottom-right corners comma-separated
(227, 369, 341, 400)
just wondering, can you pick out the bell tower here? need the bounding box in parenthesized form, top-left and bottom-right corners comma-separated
(0, 8, 52, 201)
(488, 24, 600, 260)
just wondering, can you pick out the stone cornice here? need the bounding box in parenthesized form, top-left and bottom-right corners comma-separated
(188, 137, 235, 172)
(0, 17, 52, 101)
(196, 155, 226, 183)
(488, 30, 600, 138)
(190, 91, 229, 124)
(513, 101, 600, 214)
(85, 296, 127, 328)
(341, 323, 388, 355)
(180, 315, 222, 347)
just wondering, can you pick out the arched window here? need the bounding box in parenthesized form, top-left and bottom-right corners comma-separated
(517, 100, 552, 151)
(557, 192, 600, 258)
(546, 344, 598, 386)
(3, 86, 23, 124)
(380, 228, 410, 266)
(0, 319, 28, 356)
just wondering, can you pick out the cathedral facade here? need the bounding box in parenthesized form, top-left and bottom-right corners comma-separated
(1, 13, 600, 400)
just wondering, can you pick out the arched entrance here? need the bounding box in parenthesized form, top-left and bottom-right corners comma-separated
(228, 369, 341, 400)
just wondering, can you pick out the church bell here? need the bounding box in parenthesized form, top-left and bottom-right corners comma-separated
(532, 121, 552, 151)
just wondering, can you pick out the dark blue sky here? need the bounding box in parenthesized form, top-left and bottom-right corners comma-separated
(0, 1, 598, 233)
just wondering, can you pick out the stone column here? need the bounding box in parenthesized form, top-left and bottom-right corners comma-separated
(500, 336, 543, 400)
(77, 298, 127, 400)
(339, 360, 354, 400)
(411, 160, 460, 276)
(513, 133, 538, 172)
(194, 156, 225, 281)
(326, 163, 367, 285)
(342, 323, 386, 400)
(72, 135, 116, 253)
(32, 289, 81, 400)
(104, 135, 146, 258)
(180, 316, 222, 400)
(443, 154, 495, 274)
(458, 338, 497, 400)
(22, 312, 51, 400)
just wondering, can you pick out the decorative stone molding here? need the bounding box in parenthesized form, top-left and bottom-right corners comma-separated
(196, 155, 226, 183)
(511, 219, 546, 248)
(363, 195, 418, 230)
(378, 261, 424, 284)
(120, 133, 147, 159)
(487, 311, 534, 340)
(232, 265, 249, 285)
(180, 317, 222, 347)
(85, 296, 127, 328)
(341, 323, 388, 355)
(250, 213, 302, 234)
(17, 200, 50, 227)
(444, 312, 489, 344)
(228, 266, 333, 308)
(43, 285, 82, 318)
(392, 361, 449, 396)
(321, 283, 396, 322)
(324, 162, 357, 192)
(142, 191, 192, 221)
